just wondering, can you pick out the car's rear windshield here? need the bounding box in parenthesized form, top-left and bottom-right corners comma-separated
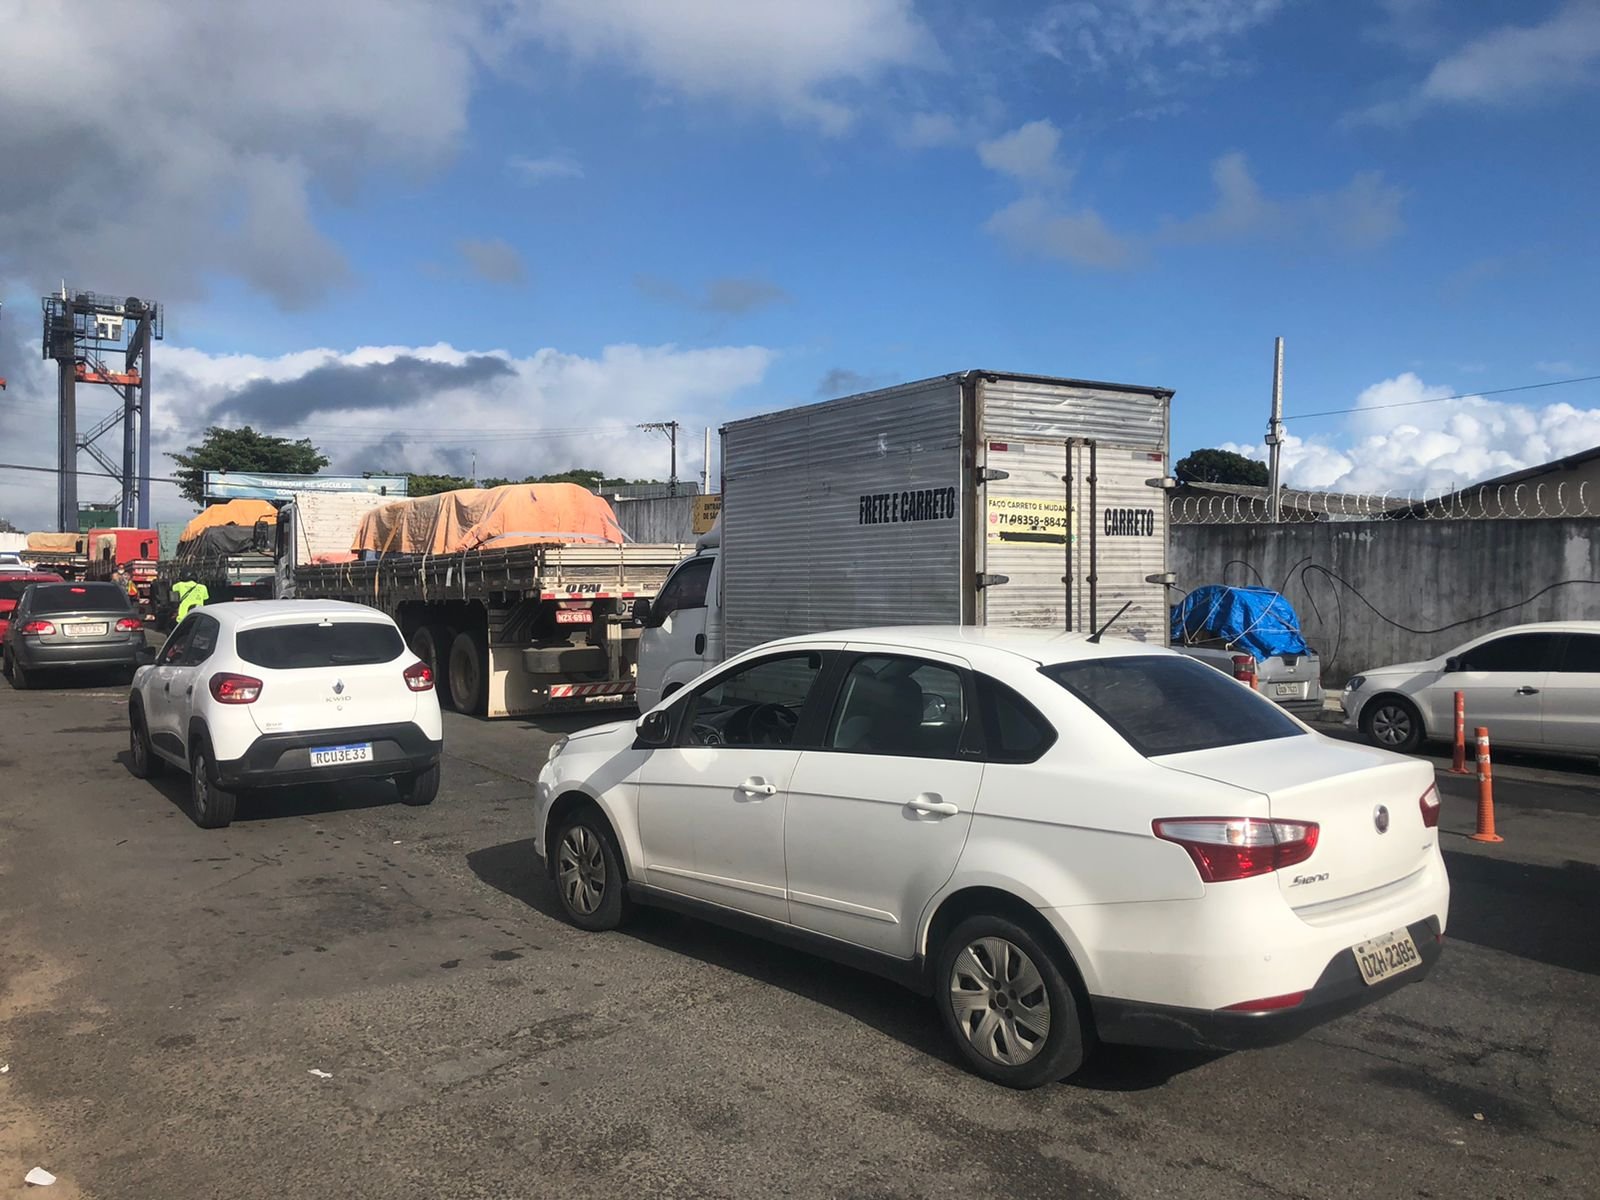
(1043, 654, 1303, 757)
(235, 621, 405, 670)
(24, 582, 133, 614)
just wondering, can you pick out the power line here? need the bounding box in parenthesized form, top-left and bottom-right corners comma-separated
(1286, 373, 1600, 422)
(0, 460, 185, 487)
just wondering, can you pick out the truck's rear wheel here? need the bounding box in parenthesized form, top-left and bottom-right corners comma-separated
(448, 628, 489, 717)
(408, 624, 453, 707)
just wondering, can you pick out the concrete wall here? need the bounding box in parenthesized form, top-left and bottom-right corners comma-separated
(1172, 519, 1600, 683)
(613, 495, 697, 544)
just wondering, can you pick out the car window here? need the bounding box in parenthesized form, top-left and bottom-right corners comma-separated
(1043, 655, 1302, 758)
(1457, 632, 1559, 673)
(826, 655, 968, 758)
(235, 621, 405, 670)
(24, 582, 133, 614)
(0, 579, 54, 602)
(159, 618, 196, 666)
(681, 651, 824, 748)
(654, 556, 713, 621)
(977, 675, 1057, 764)
(182, 615, 221, 666)
(1553, 633, 1600, 673)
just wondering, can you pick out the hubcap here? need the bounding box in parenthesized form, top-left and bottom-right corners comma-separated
(132, 721, 145, 768)
(557, 826, 606, 916)
(1372, 705, 1411, 746)
(193, 758, 209, 817)
(949, 936, 1052, 1067)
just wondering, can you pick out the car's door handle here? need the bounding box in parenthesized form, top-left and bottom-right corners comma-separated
(906, 794, 960, 817)
(185, 686, 193, 696)
(1516, 686, 1540, 695)
(737, 778, 777, 797)
(694, 633, 706, 655)
(163, 682, 171, 692)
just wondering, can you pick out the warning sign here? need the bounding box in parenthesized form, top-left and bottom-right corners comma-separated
(692, 494, 722, 534)
(987, 496, 1072, 545)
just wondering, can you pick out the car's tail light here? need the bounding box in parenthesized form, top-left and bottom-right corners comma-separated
(403, 661, 434, 692)
(115, 617, 142, 632)
(19, 620, 56, 636)
(1152, 817, 1320, 882)
(1222, 991, 1307, 1013)
(209, 673, 263, 704)
(1419, 783, 1441, 829)
(1231, 654, 1257, 684)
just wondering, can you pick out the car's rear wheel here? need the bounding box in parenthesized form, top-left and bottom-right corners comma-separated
(189, 744, 238, 829)
(9, 654, 31, 690)
(935, 914, 1088, 1089)
(447, 627, 489, 717)
(128, 702, 164, 779)
(396, 762, 440, 806)
(551, 808, 630, 932)
(1361, 695, 1424, 754)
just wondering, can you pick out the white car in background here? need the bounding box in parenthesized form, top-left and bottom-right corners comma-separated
(128, 600, 444, 828)
(1344, 620, 1600, 756)
(534, 627, 1448, 1088)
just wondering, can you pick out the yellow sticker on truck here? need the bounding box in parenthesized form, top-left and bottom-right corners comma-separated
(987, 496, 1072, 545)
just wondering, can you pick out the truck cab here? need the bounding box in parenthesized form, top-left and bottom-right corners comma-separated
(634, 538, 720, 711)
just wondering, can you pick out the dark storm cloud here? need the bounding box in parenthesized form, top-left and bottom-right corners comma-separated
(209, 354, 516, 424)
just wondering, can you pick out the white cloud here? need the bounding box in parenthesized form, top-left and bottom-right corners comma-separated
(899, 112, 964, 148)
(1222, 372, 1600, 495)
(510, 0, 937, 133)
(508, 154, 586, 183)
(1535, 360, 1584, 377)
(0, 335, 775, 531)
(1160, 153, 1405, 248)
(1354, 3, 1600, 124)
(984, 197, 1136, 269)
(0, 0, 489, 308)
(1029, 0, 1286, 84)
(977, 120, 1069, 185)
(457, 238, 528, 284)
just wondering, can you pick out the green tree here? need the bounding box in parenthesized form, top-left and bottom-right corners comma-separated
(405, 473, 474, 497)
(1175, 448, 1269, 486)
(169, 426, 330, 506)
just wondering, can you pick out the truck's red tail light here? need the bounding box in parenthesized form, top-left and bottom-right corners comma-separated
(1231, 654, 1257, 684)
(115, 617, 142, 632)
(209, 673, 263, 704)
(403, 661, 434, 692)
(19, 620, 56, 636)
(1419, 783, 1441, 829)
(1152, 817, 1320, 882)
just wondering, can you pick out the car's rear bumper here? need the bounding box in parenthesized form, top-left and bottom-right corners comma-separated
(1090, 915, 1444, 1051)
(15, 637, 142, 670)
(215, 721, 441, 789)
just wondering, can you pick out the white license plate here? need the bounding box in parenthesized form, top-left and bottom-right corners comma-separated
(1274, 682, 1301, 697)
(309, 743, 373, 767)
(1353, 929, 1422, 986)
(555, 609, 592, 624)
(64, 622, 108, 637)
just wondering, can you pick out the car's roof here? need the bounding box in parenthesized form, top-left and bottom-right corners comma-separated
(202, 599, 396, 629)
(1457, 620, 1600, 638)
(752, 625, 1174, 670)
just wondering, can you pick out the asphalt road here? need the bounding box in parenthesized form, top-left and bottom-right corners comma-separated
(1, 677, 1596, 1199)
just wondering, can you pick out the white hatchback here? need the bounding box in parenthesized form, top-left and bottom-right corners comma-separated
(534, 627, 1449, 1088)
(128, 600, 444, 828)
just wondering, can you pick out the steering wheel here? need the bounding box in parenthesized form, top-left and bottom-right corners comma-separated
(746, 703, 799, 746)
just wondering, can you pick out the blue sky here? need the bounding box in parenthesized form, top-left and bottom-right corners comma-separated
(3, 0, 1600, 527)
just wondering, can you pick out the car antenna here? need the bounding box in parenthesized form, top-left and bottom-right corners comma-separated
(1086, 600, 1133, 644)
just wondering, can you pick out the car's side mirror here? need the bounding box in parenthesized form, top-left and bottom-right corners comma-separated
(635, 709, 671, 747)
(631, 597, 654, 627)
(1443, 656, 1462, 674)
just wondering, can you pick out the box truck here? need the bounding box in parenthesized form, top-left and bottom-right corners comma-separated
(633, 370, 1175, 709)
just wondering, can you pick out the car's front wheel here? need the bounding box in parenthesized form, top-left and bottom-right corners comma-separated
(1361, 695, 1424, 754)
(935, 914, 1089, 1089)
(189, 744, 239, 829)
(551, 808, 630, 932)
(396, 762, 440, 806)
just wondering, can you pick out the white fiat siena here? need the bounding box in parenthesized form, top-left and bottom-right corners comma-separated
(534, 627, 1449, 1088)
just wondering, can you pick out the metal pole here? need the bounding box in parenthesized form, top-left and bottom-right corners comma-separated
(58, 358, 77, 533)
(1266, 336, 1284, 523)
(703, 426, 711, 494)
(1087, 439, 1099, 632)
(136, 317, 152, 527)
(121, 375, 136, 526)
(669, 422, 678, 496)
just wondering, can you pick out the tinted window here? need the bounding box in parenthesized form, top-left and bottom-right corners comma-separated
(977, 676, 1057, 764)
(654, 556, 713, 619)
(1554, 634, 1600, 673)
(827, 655, 968, 758)
(1044, 655, 1301, 757)
(236, 621, 404, 670)
(682, 652, 823, 748)
(158, 618, 195, 665)
(183, 615, 221, 666)
(1458, 632, 1558, 673)
(25, 583, 133, 614)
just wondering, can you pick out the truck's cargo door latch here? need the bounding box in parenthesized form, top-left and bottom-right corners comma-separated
(975, 573, 1010, 589)
(977, 467, 1010, 483)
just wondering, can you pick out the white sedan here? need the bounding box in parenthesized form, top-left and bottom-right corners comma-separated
(1344, 620, 1600, 755)
(534, 626, 1448, 1088)
(128, 600, 444, 828)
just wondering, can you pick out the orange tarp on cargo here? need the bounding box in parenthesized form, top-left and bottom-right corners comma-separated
(353, 483, 625, 555)
(26, 532, 80, 553)
(178, 500, 278, 544)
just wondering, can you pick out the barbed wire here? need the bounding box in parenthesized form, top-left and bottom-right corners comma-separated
(1170, 481, 1596, 524)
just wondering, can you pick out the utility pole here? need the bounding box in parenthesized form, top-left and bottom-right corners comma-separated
(1266, 336, 1285, 523)
(637, 421, 681, 495)
(702, 426, 712, 494)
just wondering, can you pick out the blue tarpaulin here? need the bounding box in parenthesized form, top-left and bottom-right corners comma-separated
(1171, 585, 1309, 661)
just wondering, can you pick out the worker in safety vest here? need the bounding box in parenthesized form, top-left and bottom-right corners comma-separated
(172, 579, 210, 622)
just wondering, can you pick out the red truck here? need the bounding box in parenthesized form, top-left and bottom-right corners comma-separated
(84, 528, 160, 610)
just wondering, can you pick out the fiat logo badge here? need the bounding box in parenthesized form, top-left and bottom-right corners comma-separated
(1373, 804, 1390, 834)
